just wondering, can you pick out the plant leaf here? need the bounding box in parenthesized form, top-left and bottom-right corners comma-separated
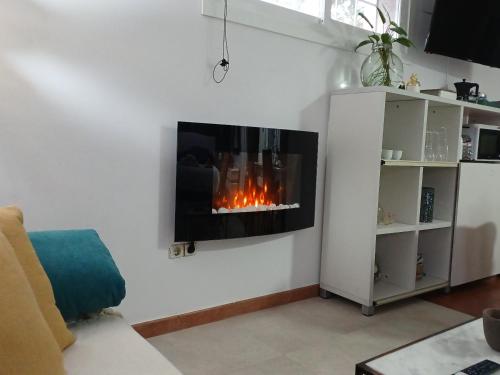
(389, 23, 407, 36)
(354, 39, 373, 51)
(394, 37, 414, 47)
(383, 5, 392, 24)
(376, 6, 386, 25)
(358, 12, 374, 29)
(381, 33, 392, 44)
(369, 34, 380, 44)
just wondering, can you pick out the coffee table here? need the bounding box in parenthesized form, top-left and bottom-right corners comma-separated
(356, 318, 500, 375)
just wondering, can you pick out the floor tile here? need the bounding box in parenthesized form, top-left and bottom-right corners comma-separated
(149, 321, 281, 375)
(149, 297, 472, 375)
(228, 356, 310, 375)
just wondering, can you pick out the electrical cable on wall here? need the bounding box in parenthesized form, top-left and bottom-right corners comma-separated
(212, 0, 230, 83)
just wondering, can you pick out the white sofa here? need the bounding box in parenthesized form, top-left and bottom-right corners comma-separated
(64, 314, 181, 375)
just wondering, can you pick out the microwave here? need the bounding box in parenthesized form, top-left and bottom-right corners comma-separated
(462, 124, 500, 161)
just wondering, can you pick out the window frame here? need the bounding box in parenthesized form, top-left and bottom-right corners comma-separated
(202, 0, 411, 55)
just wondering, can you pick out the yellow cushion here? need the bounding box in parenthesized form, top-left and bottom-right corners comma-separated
(0, 206, 75, 350)
(0, 231, 66, 375)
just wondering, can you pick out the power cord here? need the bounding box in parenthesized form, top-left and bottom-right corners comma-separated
(212, 0, 230, 84)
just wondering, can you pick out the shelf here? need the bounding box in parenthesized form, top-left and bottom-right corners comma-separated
(377, 222, 416, 235)
(373, 280, 409, 302)
(415, 275, 448, 291)
(381, 160, 458, 168)
(417, 220, 452, 231)
(376, 220, 451, 235)
(374, 277, 448, 305)
(331, 86, 500, 119)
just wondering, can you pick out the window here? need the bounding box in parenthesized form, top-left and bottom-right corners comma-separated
(331, 0, 401, 33)
(260, 0, 325, 18)
(202, 0, 409, 52)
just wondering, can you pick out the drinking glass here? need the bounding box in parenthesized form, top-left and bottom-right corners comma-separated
(425, 130, 436, 161)
(436, 126, 449, 161)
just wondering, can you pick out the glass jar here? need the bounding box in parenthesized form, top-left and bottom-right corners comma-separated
(462, 134, 473, 160)
(360, 44, 404, 87)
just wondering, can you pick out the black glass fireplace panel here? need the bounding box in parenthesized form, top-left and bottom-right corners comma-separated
(175, 122, 318, 241)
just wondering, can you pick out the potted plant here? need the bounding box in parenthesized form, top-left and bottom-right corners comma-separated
(355, 7, 414, 87)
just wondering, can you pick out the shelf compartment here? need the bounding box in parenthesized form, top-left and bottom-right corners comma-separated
(421, 168, 457, 222)
(382, 160, 458, 168)
(374, 278, 448, 305)
(425, 105, 463, 163)
(374, 229, 452, 304)
(416, 228, 452, 282)
(464, 106, 500, 126)
(417, 220, 452, 231)
(374, 232, 417, 303)
(383, 100, 427, 162)
(379, 167, 421, 225)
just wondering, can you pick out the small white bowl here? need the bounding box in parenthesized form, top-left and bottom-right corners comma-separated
(381, 149, 393, 160)
(392, 150, 403, 160)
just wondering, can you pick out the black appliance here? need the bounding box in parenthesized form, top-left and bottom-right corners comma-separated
(174, 122, 318, 241)
(454, 79, 479, 102)
(425, 0, 500, 68)
(462, 124, 500, 161)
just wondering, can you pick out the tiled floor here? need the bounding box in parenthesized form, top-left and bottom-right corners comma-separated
(149, 297, 471, 375)
(424, 276, 500, 317)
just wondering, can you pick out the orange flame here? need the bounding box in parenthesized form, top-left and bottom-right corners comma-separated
(214, 179, 275, 210)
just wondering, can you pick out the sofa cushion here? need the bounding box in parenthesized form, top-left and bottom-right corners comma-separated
(0, 231, 66, 375)
(64, 314, 182, 375)
(0, 206, 75, 350)
(29, 229, 126, 321)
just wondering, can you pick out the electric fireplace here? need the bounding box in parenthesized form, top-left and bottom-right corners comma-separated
(175, 122, 318, 241)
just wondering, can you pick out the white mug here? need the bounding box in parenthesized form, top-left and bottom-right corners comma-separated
(392, 150, 403, 160)
(381, 149, 393, 160)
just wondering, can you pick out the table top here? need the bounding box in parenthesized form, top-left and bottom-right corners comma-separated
(357, 318, 500, 375)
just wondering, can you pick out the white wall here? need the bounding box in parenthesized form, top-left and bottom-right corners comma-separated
(0, 0, 498, 324)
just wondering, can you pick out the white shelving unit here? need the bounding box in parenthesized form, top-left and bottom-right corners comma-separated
(320, 86, 464, 315)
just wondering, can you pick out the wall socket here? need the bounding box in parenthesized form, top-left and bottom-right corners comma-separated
(169, 243, 185, 259)
(185, 242, 196, 256)
(169, 242, 196, 259)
